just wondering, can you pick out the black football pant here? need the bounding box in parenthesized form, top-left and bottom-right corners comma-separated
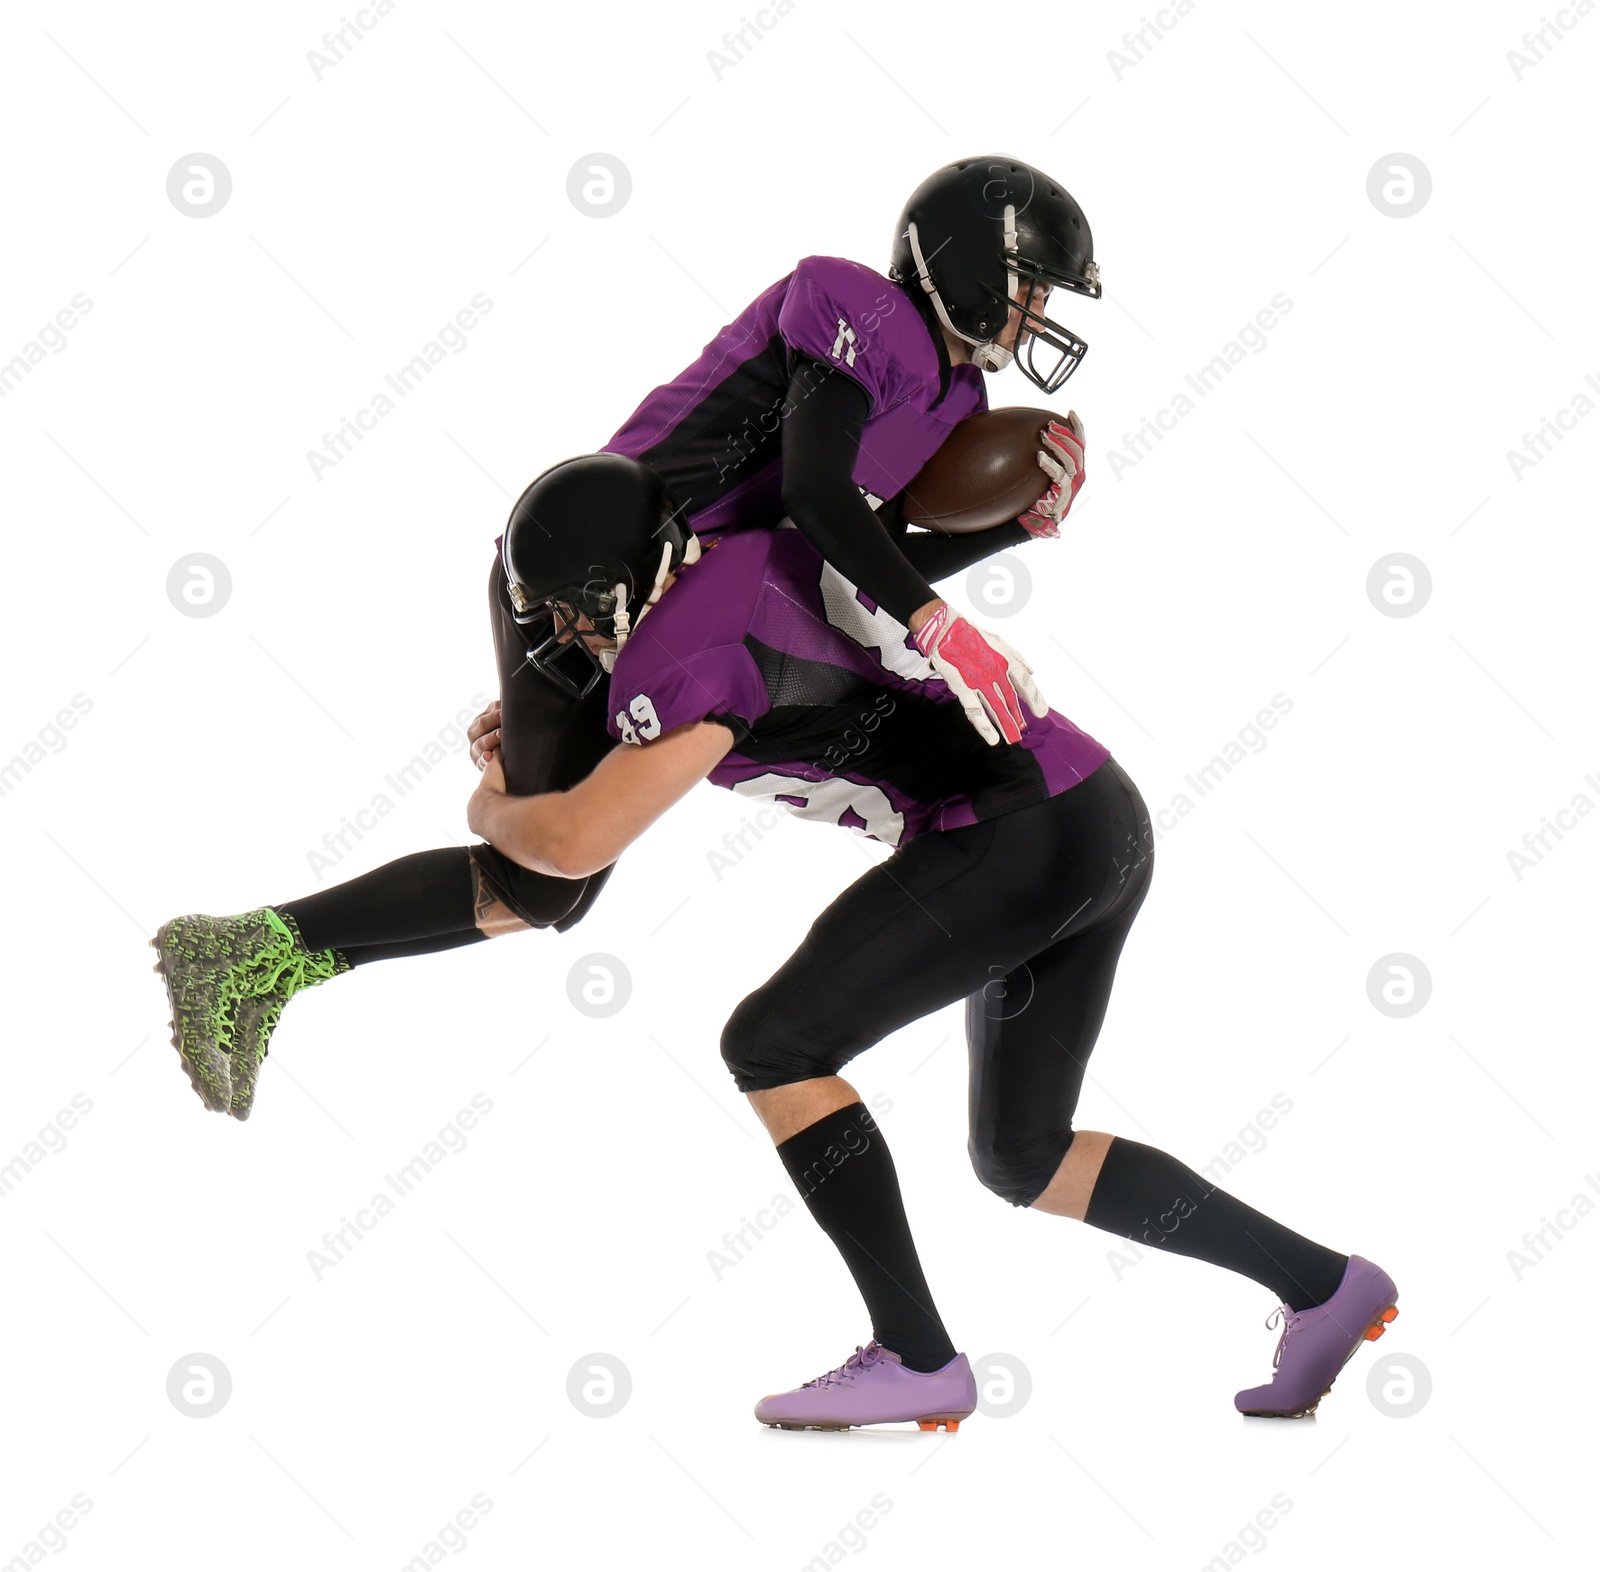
(468, 555, 618, 930)
(721, 757, 1155, 1208)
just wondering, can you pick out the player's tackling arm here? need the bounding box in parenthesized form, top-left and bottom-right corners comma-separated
(467, 721, 736, 880)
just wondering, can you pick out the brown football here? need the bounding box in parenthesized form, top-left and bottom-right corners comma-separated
(901, 406, 1057, 535)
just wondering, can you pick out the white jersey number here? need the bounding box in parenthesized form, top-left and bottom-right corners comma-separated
(615, 693, 663, 746)
(830, 316, 859, 367)
(730, 771, 906, 846)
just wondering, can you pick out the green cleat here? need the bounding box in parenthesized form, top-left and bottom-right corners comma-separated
(224, 910, 349, 1122)
(150, 910, 284, 1113)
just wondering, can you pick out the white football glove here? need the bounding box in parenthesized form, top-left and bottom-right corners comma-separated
(1019, 412, 1086, 539)
(914, 604, 1048, 746)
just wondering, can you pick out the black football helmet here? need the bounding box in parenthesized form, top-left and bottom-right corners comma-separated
(888, 156, 1101, 394)
(500, 453, 696, 698)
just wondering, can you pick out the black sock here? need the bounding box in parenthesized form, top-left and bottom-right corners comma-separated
(775, 1103, 957, 1373)
(336, 929, 489, 968)
(277, 849, 477, 955)
(1083, 1138, 1349, 1312)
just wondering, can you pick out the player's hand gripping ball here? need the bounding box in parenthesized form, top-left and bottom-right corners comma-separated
(901, 406, 1083, 536)
(1018, 413, 1085, 539)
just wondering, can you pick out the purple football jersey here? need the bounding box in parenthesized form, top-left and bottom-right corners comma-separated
(601, 256, 987, 536)
(605, 529, 1109, 847)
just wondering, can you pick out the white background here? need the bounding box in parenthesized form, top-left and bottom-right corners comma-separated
(2, 0, 1596, 1567)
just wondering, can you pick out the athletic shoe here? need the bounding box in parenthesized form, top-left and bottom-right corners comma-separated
(1234, 1255, 1400, 1418)
(151, 909, 283, 1112)
(755, 1342, 976, 1432)
(225, 910, 348, 1122)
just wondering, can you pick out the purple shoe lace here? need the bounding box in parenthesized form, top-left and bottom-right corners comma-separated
(1263, 1305, 1304, 1370)
(802, 1342, 886, 1390)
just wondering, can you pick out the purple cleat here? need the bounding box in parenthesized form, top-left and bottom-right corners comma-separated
(755, 1341, 977, 1432)
(1235, 1255, 1400, 1418)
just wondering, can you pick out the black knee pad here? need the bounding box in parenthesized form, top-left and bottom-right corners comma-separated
(969, 1129, 1077, 1209)
(720, 988, 846, 1094)
(469, 845, 610, 930)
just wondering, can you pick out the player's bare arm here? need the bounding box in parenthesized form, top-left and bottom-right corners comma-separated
(467, 719, 733, 879)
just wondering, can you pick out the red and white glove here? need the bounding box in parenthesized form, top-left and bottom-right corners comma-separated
(913, 603, 1047, 746)
(1018, 412, 1086, 539)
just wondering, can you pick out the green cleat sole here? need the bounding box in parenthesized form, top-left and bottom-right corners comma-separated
(151, 921, 234, 1113)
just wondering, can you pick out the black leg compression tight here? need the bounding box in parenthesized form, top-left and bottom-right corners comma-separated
(277, 848, 478, 960)
(776, 1103, 957, 1374)
(336, 928, 488, 969)
(1083, 1139, 1349, 1312)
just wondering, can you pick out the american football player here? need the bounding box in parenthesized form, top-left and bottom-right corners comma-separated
(596, 154, 1094, 745)
(479, 456, 1399, 1426)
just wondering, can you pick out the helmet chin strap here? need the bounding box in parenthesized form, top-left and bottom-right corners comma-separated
(970, 341, 1014, 373)
(600, 534, 702, 672)
(904, 213, 1019, 372)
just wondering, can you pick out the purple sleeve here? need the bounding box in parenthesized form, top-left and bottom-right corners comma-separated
(777, 257, 910, 417)
(605, 645, 769, 746)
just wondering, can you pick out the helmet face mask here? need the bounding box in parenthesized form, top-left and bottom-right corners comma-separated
(506, 561, 633, 698)
(512, 600, 612, 700)
(977, 269, 1095, 394)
